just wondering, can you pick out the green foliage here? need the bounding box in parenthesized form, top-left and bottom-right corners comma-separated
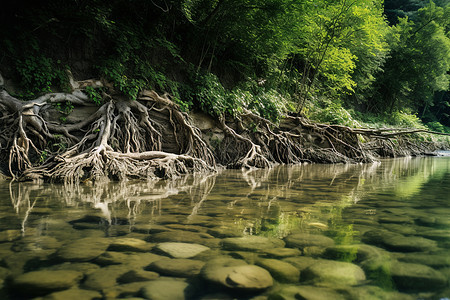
(15, 56, 69, 98)
(53, 101, 74, 123)
(84, 86, 104, 106)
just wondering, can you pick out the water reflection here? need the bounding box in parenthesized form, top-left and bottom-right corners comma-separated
(0, 157, 449, 299)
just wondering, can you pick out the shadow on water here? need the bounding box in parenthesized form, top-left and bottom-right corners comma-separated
(0, 156, 449, 299)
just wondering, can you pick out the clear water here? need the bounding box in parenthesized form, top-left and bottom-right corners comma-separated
(0, 157, 449, 299)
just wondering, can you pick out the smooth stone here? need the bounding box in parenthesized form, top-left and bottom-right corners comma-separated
(43, 288, 102, 300)
(362, 230, 437, 252)
(0, 230, 21, 242)
(46, 262, 100, 275)
(133, 224, 171, 234)
(262, 248, 302, 258)
(147, 258, 205, 277)
(12, 236, 62, 252)
(359, 257, 396, 289)
(13, 270, 83, 295)
(56, 237, 110, 262)
(83, 265, 131, 290)
(282, 256, 318, 271)
(302, 260, 366, 286)
(149, 230, 219, 248)
(397, 251, 450, 267)
(229, 251, 259, 264)
(284, 233, 334, 250)
(221, 236, 285, 251)
(381, 223, 416, 235)
(140, 279, 195, 300)
(323, 244, 389, 263)
(201, 258, 273, 290)
(390, 261, 447, 291)
(378, 216, 413, 224)
(165, 224, 206, 232)
(302, 246, 326, 257)
(95, 251, 163, 267)
(108, 238, 153, 252)
(419, 229, 450, 241)
(343, 285, 414, 300)
(0, 266, 11, 281)
(256, 258, 300, 283)
(207, 227, 244, 238)
(118, 269, 160, 283)
(103, 281, 155, 299)
(268, 285, 346, 300)
(155, 242, 210, 258)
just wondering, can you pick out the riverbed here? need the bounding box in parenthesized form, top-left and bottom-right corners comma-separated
(0, 156, 448, 299)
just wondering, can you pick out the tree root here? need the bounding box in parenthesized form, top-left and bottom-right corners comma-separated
(0, 81, 215, 183)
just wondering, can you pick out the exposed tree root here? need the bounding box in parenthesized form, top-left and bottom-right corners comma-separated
(0, 75, 215, 183)
(1, 72, 447, 183)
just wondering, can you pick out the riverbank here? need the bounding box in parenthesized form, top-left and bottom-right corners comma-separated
(0, 79, 448, 183)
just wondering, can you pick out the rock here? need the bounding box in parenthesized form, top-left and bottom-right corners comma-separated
(46, 262, 100, 275)
(133, 224, 171, 234)
(283, 233, 334, 250)
(149, 230, 219, 248)
(378, 216, 413, 224)
(262, 248, 302, 258)
(207, 227, 244, 238)
(362, 230, 437, 252)
(43, 288, 102, 300)
(381, 223, 416, 235)
(108, 238, 153, 252)
(0, 267, 11, 281)
(103, 281, 155, 299)
(344, 285, 414, 300)
(56, 237, 110, 262)
(419, 229, 450, 242)
(13, 270, 83, 295)
(82, 265, 130, 290)
(12, 236, 62, 252)
(302, 246, 326, 257)
(256, 258, 300, 283)
(201, 258, 273, 290)
(155, 242, 210, 258)
(302, 260, 366, 286)
(0, 230, 21, 243)
(390, 261, 447, 291)
(140, 279, 195, 300)
(95, 251, 163, 267)
(268, 285, 346, 300)
(397, 251, 450, 268)
(118, 269, 159, 283)
(323, 244, 389, 263)
(147, 258, 205, 277)
(221, 236, 285, 251)
(282, 256, 318, 271)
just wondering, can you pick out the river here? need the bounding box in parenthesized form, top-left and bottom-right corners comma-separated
(0, 156, 449, 299)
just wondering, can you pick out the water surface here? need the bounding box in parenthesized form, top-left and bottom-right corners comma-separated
(0, 157, 449, 299)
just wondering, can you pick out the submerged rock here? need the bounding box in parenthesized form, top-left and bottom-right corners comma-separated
(149, 230, 219, 248)
(283, 233, 334, 250)
(43, 288, 102, 300)
(118, 269, 160, 283)
(140, 279, 195, 300)
(221, 236, 285, 251)
(56, 237, 110, 262)
(256, 258, 300, 283)
(362, 230, 437, 252)
(155, 242, 210, 258)
(262, 248, 302, 258)
(301, 260, 366, 286)
(147, 258, 205, 277)
(268, 285, 346, 300)
(390, 261, 447, 291)
(12, 270, 83, 295)
(108, 238, 153, 252)
(201, 258, 273, 290)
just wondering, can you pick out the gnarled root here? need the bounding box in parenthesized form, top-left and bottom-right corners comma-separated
(0, 85, 215, 183)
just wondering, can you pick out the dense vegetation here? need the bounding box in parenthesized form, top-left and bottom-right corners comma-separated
(1, 0, 449, 129)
